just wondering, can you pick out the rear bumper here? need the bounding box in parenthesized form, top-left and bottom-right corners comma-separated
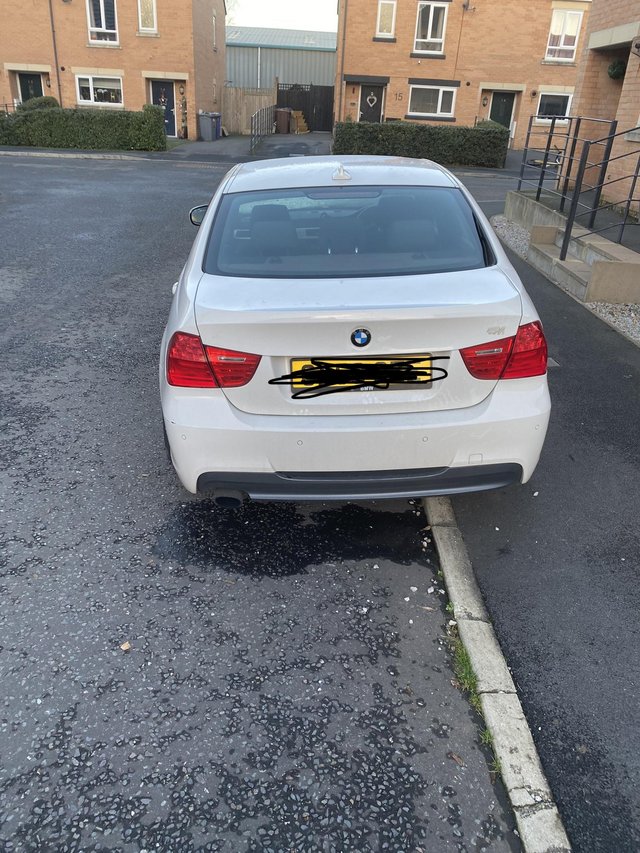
(197, 463, 523, 501)
(161, 376, 550, 496)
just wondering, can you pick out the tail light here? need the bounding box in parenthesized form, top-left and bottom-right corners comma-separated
(167, 332, 261, 388)
(461, 322, 547, 380)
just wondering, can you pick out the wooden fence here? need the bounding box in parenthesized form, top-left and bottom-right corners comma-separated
(222, 85, 277, 135)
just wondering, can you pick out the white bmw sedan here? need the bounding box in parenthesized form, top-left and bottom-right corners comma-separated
(160, 156, 550, 507)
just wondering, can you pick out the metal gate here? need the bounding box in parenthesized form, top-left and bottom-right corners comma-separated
(277, 83, 334, 132)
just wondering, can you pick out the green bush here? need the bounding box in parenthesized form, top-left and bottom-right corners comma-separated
(16, 95, 60, 111)
(332, 120, 509, 168)
(0, 103, 166, 151)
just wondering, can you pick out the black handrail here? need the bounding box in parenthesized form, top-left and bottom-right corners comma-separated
(560, 124, 640, 258)
(518, 116, 640, 259)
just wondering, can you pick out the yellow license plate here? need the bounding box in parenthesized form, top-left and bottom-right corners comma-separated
(289, 355, 433, 390)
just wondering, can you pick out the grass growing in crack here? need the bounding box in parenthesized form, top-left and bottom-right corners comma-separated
(489, 755, 502, 776)
(452, 637, 482, 714)
(480, 728, 493, 746)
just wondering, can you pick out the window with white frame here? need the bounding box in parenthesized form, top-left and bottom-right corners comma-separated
(87, 0, 118, 42)
(213, 14, 217, 49)
(537, 92, 572, 121)
(138, 0, 156, 32)
(409, 85, 456, 117)
(376, 0, 397, 37)
(77, 75, 123, 105)
(414, 2, 448, 53)
(546, 10, 582, 61)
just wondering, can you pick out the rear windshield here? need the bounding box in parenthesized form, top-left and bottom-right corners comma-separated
(203, 185, 491, 278)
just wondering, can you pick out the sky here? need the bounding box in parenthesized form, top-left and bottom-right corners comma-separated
(226, 0, 338, 32)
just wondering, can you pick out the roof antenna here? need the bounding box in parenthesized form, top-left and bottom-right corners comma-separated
(332, 164, 352, 181)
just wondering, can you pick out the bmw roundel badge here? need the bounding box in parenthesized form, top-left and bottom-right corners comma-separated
(351, 328, 371, 348)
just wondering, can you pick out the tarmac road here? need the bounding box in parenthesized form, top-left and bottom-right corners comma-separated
(0, 156, 517, 852)
(451, 253, 640, 853)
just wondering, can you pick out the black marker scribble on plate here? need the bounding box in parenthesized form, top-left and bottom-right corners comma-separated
(269, 357, 450, 399)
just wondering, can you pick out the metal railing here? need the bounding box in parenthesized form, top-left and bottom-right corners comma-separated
(250, 104, 275, 153)
(559, 125, 640, 259)
(517, 115, 640, 259)
(1, 102, 18, 115)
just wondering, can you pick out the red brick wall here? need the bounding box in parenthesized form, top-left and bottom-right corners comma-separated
(0, 0, 226, 140)
(335, 0, 590, 149)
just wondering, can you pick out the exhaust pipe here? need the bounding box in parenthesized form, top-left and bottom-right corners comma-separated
(212, 491, 247, 509)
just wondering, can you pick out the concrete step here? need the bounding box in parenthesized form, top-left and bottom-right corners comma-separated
(553, 226, 640, 265)
(528, 242, 591, 300)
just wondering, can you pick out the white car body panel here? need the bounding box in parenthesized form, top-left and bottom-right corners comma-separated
(160, 156, 551, 501)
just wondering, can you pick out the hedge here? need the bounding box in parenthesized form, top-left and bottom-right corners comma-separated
(332, 119, 509, 168)
(0, 104, 166, 151)
(16, 95, 60, 112)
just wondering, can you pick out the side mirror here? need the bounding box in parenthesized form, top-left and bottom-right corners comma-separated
(189, 204, 208, 227)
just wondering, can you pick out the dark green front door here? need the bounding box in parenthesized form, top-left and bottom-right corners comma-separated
(18, 73, 43, 102)
(490, 92, 515, 128)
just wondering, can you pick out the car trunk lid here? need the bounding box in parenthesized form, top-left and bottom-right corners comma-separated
(194, 268, 522, 416)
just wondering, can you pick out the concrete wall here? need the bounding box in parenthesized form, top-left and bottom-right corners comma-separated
(335, 0, 590, 149)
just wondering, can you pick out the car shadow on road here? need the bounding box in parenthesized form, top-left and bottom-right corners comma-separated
(153, 499, 428, 577)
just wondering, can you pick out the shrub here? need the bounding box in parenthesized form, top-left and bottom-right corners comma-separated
(16, 96, 60, 111)
(332, 120, 509, 168)
(0, 103, 166, 151)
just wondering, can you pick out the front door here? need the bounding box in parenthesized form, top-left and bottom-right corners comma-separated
(150, 80, 176, 136)
(18, 73, 43, 103)
(489, 92, 516, 129)
(359, 85, 384, 123)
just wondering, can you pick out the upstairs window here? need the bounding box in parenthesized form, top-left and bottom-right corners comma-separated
(87, 0, 118, 42)
(213, 14, 217, 49)
(546, 10, 582, 62)
(376, 1, 397, 38)
(414, 2, 448, 54)
(138, 0, 156, 32)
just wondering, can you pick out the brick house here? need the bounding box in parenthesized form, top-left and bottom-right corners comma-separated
(0, 0, 226, 140)
(334, 0, 591, 149)
(570, 0, 640, 211)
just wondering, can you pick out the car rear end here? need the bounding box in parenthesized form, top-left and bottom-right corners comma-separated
(160, 157, 550, 503)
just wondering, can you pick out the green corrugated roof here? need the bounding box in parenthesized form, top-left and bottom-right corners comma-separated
(226, 26, 337, 52)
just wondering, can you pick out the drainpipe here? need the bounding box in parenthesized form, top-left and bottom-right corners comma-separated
(48, 0, 63, 106)
(257, 46, 261, 89)
(336, 0, 348, 122)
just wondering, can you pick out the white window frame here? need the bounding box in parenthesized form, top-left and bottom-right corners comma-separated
(137, 0, 157, 33)
(545, 10, 582, 62)
(408, 84, 456, 118)
(75, 74, 124, 107)
(535, 92, 573, 124)
(213, 14, 217, 49)
(86, 0, 119, 44)
(376, 0, 397, 38)
(414, 2, 448, 54)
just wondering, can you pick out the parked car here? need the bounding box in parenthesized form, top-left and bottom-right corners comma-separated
(160, 156, 550, 507)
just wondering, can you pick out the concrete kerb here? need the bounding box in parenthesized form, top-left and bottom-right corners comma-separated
(0, 150, 239, 168)
(423, 496, 572, 853)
